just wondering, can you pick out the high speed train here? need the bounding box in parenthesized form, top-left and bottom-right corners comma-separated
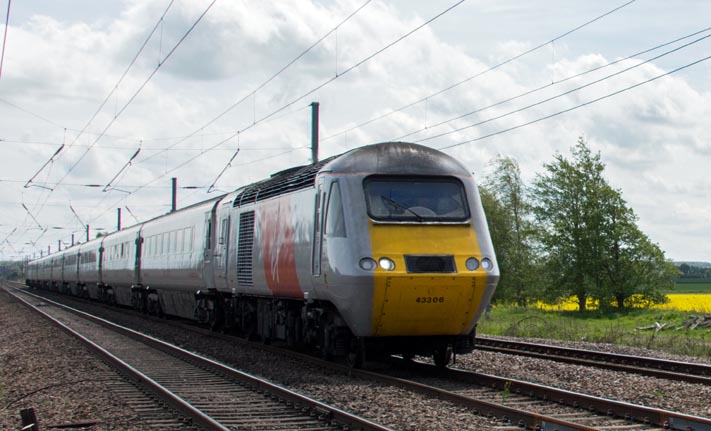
(26, 142, 499, 367)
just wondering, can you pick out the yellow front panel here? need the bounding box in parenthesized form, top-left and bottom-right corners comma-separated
(369, 223, 486, 336)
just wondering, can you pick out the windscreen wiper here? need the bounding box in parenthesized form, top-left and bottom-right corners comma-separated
(380, 195, 423, 221)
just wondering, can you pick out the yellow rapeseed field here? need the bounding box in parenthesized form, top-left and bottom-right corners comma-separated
(655, 294, 711, 313)
(537, 294, 711, 312)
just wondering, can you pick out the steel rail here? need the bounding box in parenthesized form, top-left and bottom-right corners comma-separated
(397, 359, 711, 431)
(6, 284, 229, 431)
(5, 284, 393, 431)
(15, 284, 711, 430)
(475, 336, 711, 384)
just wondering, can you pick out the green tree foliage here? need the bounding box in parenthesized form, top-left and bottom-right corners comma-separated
(0, 260, 22, 280)
(598, 194, 677, 308)
(530, 137, 677, 311)
(480, 156, 540, 306)
(530, 138, 604, 310)
(678, 263, 711, 280)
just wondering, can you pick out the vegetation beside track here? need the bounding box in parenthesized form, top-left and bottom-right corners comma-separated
(671, 282, 711, 293)
(478, 303, 711, 358)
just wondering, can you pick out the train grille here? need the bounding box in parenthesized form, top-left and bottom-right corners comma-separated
(237, 211, 255, 286)
(404, 255, 456, 273)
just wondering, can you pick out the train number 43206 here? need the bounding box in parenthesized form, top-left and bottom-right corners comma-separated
(416, 296, 445, 304)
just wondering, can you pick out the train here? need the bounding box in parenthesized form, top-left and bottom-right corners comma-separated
(25, 141, 499, 367)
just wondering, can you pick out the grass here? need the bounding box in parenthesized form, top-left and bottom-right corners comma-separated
(478, 305, 711, 358)
(672, 282, 711, 293)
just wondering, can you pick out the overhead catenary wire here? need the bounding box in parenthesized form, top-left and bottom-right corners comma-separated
(394, 26, 711, 142)
(20, 0, 627, 250)
(9, 2, 703, 259)
(0, 102, 314, 149)
(21, 203, 43, 230)
(0, 98, 67, 129)
(0, 2, 612, 256)
(207, 147, 239, 194)
(128, 0, 467, 198)
(24, 143, 65, 189)
(0, 138, 295, 151)
(87, 146, 307, 230)
(413, 31, 711, 144)
(0, 178, 205, 190)
(23, 0, 177, 188)
(0, 0, 10, 79)
(21, 0, 217, 243)
(319, 0, 638, 143)
(138, 0, 374, 167)
(438, 54, 711, 151)
(103, 147, 142, 192)
(8, 0, 472, 230)
(48, 0, 216, 192)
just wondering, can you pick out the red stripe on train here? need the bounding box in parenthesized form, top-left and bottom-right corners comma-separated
(259, 199, 303, 298)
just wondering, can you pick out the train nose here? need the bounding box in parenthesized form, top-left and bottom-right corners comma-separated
(371, 273, 484, 336)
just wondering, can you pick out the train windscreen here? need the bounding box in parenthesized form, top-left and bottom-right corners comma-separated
(363, 176, 470, 222)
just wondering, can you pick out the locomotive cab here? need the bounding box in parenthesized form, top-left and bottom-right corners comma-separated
(313, 143, 499, 366)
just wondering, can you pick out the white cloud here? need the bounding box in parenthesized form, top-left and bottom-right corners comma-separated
(1, 0, 710, 262)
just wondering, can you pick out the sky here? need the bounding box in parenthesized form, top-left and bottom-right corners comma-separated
(0, 0, 709, 263)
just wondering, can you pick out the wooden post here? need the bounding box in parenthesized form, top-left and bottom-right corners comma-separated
(20, 407, 39, 431)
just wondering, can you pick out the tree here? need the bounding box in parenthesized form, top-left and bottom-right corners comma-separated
(531, 137, 676, 311)
(481, 156, 540, 306)
(531, 138, 609, 311)
(598, 195, 678, 309)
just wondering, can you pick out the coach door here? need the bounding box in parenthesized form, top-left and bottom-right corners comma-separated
(134, 231, 143, 286)
(202, 210, 216, 292)
(214, 215, 230, 290)
(312, 177, 326, 277)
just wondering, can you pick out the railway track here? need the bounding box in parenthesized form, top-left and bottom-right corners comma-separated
(4, 285, 392, 431)
(475, 336, 711, 385)
(377, 359, 711, 431)
(10, 283, 711, 431)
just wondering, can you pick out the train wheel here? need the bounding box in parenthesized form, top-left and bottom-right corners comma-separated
(319, 324, 335, 361)
(347, 337, 365, 369)
(210, 305, 225, 332)
(433, 345, 452, 368)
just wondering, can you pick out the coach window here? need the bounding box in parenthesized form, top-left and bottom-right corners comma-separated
(325, 181, 347, 238)
(185, 227, 193, 252)
(206, 220, 212, 250)
(176, 230, 183, 253)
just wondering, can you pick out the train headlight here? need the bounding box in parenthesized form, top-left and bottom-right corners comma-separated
(378, 257, 396, 271)
(359, 258, 377, 271)
(465, 257, 480, 271)
(481, 258, 494, 271)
